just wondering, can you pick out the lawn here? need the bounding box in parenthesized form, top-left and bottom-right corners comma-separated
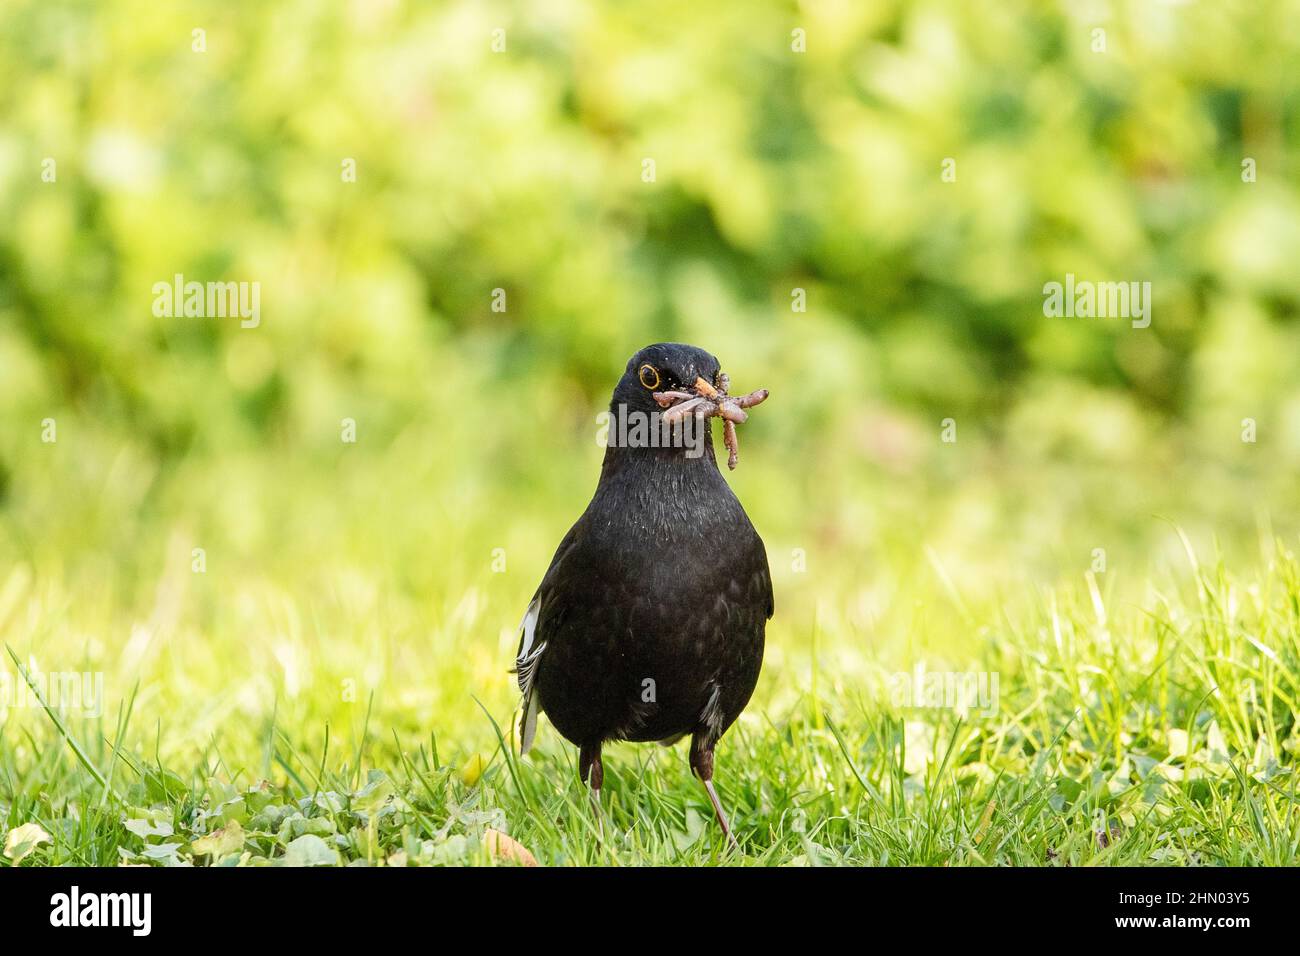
(5, 467, 1298, 866)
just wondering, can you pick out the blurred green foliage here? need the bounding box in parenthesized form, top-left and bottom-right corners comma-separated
(2, 1, 1300, 754)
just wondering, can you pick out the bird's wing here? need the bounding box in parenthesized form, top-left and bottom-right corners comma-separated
(749, 531, 775, 620)
(514, 597, 545, 754)
(513, 522, 583, 754)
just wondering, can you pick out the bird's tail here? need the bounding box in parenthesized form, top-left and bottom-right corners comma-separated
(520, 688, 540, 755)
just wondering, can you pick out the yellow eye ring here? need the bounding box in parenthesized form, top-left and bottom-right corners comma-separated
(638, 364, 660, 389)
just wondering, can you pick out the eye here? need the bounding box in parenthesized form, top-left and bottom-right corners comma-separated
(638, 364, 660, 389)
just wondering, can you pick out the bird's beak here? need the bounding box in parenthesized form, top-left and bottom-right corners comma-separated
(693, 376, 719, 399)
(694, 376, 748, 423)
(650, 373, 768, 424)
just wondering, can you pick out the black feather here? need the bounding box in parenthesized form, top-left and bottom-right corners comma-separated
(515, 343, 772, 765)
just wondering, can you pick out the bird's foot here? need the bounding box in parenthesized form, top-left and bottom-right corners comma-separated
(580, 743, 606, 844)
(588, 786, 605, 842)
(702, 778, 741, 854)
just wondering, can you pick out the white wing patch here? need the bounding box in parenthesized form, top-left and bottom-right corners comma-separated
(515, 637, 546, 696)
(514, 598, 545, 754)
(517, 598, 539, 660)
(701, 682, 725, 739)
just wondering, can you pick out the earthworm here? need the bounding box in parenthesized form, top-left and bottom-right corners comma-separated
(723, 419, 740, 469)
(661, 397, 708, 424)
(652, 390, 695, 408)
(653, 376, 768, 470)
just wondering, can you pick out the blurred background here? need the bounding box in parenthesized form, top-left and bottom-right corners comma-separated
(2, 0, 1300, 760)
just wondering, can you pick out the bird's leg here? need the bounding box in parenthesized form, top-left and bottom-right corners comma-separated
(579, 741, 604, 790)
(579, 742, 605, 839)
(690, 736, 740, 853)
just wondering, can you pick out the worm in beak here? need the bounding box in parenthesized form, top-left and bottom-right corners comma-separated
(652, 373, 768, 470)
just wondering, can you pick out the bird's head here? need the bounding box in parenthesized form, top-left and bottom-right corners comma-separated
(604, 343, 769, 470)
(610, 342, 723, 415)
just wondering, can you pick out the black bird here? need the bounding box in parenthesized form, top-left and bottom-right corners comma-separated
(514, 343, 773, 849)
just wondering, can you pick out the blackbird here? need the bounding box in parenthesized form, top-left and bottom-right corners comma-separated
(514, 343, 773, 849)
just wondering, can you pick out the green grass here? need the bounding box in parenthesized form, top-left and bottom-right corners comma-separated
(4, 533, 1299, 867)
(2, 0, 1298, 872)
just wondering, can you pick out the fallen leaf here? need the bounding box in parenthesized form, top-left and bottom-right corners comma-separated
(483, 828, 538, 867)
(192, 818, 245, 857)
(4, 823, 51, 863)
